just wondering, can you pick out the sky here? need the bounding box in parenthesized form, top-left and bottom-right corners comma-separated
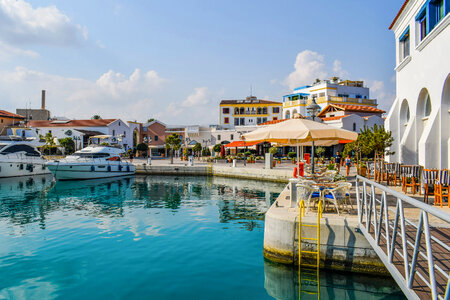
(0, 0, 405, 125)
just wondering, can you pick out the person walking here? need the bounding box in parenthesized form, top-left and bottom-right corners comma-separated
(334, 152, 341, 173)
(129, 151, 134, 163)
(345, 155, 352, 176)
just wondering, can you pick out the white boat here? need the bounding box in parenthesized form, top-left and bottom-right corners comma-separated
(0, 128, 51, 178)
(46, 135, 135, 180)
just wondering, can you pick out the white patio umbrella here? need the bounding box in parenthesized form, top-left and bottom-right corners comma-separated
(242, 118, 358, 173)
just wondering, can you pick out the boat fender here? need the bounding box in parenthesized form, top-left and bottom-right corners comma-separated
(126, 165, 130, 172)
(107, 165, 111, 172)
(91, 165, 95, 172)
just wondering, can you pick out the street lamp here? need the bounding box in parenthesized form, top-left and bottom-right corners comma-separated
(306, 98, 321, 174)
(202, 138, 211, 156)
(143, 135, 152, 164)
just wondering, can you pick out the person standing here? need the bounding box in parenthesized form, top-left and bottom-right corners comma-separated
(334, 152, 341, 173)
(345, 155, 352, 176)
(129, 151, 134, 163)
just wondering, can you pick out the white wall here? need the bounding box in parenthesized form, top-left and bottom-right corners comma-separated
(386, 0, 450, 168)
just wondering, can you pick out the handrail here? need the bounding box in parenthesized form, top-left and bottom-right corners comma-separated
(355, 175, 450, 300)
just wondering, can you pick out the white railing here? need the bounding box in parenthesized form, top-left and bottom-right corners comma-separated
(355, 176, 450, 300)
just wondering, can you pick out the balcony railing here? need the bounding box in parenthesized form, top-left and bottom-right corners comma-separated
(283, 96, 377, 107)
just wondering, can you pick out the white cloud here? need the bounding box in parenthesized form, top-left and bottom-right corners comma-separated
(366, 79, 396, 112)
(0, 0, 88, 46)
(0, 67, 166, 121)
(285, 50, 328, 90)
(0, 67, 222, 125)
(0, 41, 38, 60)
(181, 87, 209, 107)
(332, 60, 349, 79)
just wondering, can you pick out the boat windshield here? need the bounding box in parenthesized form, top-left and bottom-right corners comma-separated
(71, 153, 110, 158)
(0, 144, 40, 156)
(0, 145, 5, 151)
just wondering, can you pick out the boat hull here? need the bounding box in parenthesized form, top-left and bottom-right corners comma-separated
(0, 161, 50, 178)
(46, 162, 136, 180)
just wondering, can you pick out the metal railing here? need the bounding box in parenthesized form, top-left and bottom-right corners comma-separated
(355, 175, 450, 300)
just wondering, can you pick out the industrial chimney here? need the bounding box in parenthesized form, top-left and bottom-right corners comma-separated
(41, 90, 46, 109)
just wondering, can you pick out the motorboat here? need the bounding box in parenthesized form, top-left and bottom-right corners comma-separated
(46, 135, 135, 180)
(0, 128, 51, 178)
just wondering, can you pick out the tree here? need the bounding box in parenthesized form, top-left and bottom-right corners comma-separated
(213, 144, 222, 154)
(315, 146, 325, 157)
(58, 137, 75, 155)
(42, 132, 56, 155)
(147, 118, 155, 123)
(165, 133, 181, 164)
(136, 143, 148, 157)
(193, 142, 202, 159)
(269, 147, 278, 155)
(91, 115, 101, 119)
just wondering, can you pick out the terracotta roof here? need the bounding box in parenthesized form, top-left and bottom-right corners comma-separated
(320, 115, 348, 121)
(0, 110, 25, 119)
(258, 119, 288, 126)
(389, 0, 409, 30)
(28, 119, 117, 127)
(220, 99, 281, 105)
(317, 104, 385, 117)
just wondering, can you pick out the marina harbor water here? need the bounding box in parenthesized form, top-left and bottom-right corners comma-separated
(0, 175, 404, 299)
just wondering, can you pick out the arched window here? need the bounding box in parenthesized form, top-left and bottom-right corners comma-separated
(257, 107, 262, 114)
(424, 95, 431, 117)
(353, 123, 356, 132)
(285, 110, 291, 119)
(262, 107, 267, 114)
(234, 107, 239, 115)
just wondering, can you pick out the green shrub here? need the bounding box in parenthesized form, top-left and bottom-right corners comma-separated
(288, 152, 296, 159)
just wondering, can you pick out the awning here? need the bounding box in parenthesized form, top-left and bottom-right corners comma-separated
(339, 140, 354, 144)
(224, 141, 261, 148)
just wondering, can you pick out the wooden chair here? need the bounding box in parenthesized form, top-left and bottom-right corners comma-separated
(434, 169, 449, 207)
(422, 169, 439, 204)
(402, 165, 423, 195)
(367, 161, 375, 179)
(387, 163, 401, 186)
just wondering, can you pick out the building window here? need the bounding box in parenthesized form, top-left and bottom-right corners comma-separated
(224, 117, 229, 124)
(223, 108, 230, 114)
(353, 123, 356, 132)
(399, 27, 410, 61)
(123, 131, 126, 137)
(119, 122, 121, 126)
(273, 117, 278, 121)
(262, 107, 267, 114)
(272, 107, 280, 113)
(239, 107, 244, 114)
(218, 135, 221, 141)
(262, 117, 267, 123)
(155, 135, 159, 141)
(257, 117, 261, 124)
(230, 134, 234, 140)
(113, 130, 115, 136)
(234, 107, 239, 115)
(257, 107, 262, 114)
(234, 118, 239, 126)
(240, 118, 245, 125)
(1, 119, 3, 123)
(49, 130, 52, 134)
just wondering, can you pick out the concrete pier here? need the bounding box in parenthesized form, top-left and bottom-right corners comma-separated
(264, 186, 388, 275)
(135, 161, 292, 183)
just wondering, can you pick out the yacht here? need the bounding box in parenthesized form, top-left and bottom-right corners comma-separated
(0, 128, 50, 178)
(46, 135, 135, 180)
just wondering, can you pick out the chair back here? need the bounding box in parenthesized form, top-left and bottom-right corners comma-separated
(327, 185, 348, 200)
(423, 169, 439, 185)
(296, 184, 319, 202)
(437, 169, 450, 186)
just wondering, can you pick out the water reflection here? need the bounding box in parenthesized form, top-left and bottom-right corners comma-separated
(0, 175, 284, 232)
(264, 260, 405, 299)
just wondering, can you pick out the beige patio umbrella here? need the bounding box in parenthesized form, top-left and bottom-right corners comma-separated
(242, 118, 358, 173)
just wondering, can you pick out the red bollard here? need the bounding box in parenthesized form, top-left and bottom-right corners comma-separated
(293, 167, 298, 178)
(298, 162, 304, 177)
(304, 153, 310, 165)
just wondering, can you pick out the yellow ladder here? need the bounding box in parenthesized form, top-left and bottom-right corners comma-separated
(298, 199, 323, 299)
(206, 160, 213, 175)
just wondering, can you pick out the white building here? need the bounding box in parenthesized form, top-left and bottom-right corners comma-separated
(385, 0, 450, 168)
(282, 79, 378, 119)
(219, 96, 282, 128)
(28, 119, 139, 151)
(317, 104, 385, 133)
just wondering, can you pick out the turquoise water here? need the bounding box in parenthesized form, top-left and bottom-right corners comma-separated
(0, 175, 405, 299)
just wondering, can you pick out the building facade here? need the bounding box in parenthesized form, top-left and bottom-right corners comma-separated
(317, 104, 385, 133)
(282, 79, 378, 119)
(0, 110, 25, 135)
(385, 0, 450, 168)
(28, 119, 137, 151)
(219, 96, 282, 128)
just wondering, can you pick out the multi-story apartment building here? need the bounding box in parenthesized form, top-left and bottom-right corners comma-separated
(219, 96, 282, 128)
(282, 79, 378, 119)
(385, 0, 449, 168)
